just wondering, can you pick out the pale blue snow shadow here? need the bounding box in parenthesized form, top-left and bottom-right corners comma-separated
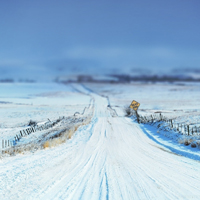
(140, 123, 200, 161)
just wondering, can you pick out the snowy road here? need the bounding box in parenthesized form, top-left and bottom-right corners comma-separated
(1, 85, 200, 200)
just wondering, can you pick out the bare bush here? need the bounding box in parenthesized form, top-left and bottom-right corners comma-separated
(191, 143, 197, 148)
(28, 120, 37, 126)
(184, 141, 190, 146)
(124, 106, 134, 117)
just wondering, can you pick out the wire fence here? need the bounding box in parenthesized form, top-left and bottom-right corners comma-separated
(137, 113, 200, 136)
(0, 117, 65, 154)
(0, 101, 94, 155)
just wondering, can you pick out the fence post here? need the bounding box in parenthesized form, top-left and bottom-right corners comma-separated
(31, 127, 35, 132)
(151, 115, 153, 123)
(160, 113, 162, 121)
(180, 124, 182, 134)
(171, 120, 173, 128)
(16, 135, 19, 141)
(187, 125, 190, 136)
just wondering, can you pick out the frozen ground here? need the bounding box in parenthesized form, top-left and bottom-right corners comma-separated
(1, 82, 200, 199)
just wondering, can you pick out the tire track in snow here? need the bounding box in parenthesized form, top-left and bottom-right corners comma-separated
(1, 84, 200, 199)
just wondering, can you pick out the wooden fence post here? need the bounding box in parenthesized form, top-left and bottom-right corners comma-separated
(16, 135, 19, 141)
(180, 124, 182, 133)
(135, 110, 139, 123)
(187, 125, 190, 136)
(20, 131, 22, 137)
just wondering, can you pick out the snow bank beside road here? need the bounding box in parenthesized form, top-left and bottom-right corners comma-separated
(140, 123, 200, 161)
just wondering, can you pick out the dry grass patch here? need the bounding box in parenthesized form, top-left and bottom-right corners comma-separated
(43, 141, 50, 148)
(68, 129, 74, 139)
(43, 126, 79, 148)
(42, 116, 92, 149)
(43, 137, 65, 148)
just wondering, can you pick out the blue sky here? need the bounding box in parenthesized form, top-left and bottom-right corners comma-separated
(0, 0, 200, 78)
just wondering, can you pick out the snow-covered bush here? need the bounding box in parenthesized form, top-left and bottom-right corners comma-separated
(28, 120, 37, 126)
(124, 106, 134, 117)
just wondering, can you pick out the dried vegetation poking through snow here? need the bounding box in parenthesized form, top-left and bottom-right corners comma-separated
(42, 115, 92, 149)
(1, 104, 94, 158)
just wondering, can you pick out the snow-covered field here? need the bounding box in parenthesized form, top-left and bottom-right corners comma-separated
(1, 81, 200, 199)
(87, 82, 200, 123)
(0, 82, 91, 139)
(0, 82, 91, 127)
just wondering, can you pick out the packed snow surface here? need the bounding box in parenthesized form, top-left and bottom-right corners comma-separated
(1, 83, 200, 199)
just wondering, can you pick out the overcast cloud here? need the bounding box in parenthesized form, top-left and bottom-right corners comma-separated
(0, 0, 200, 78)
